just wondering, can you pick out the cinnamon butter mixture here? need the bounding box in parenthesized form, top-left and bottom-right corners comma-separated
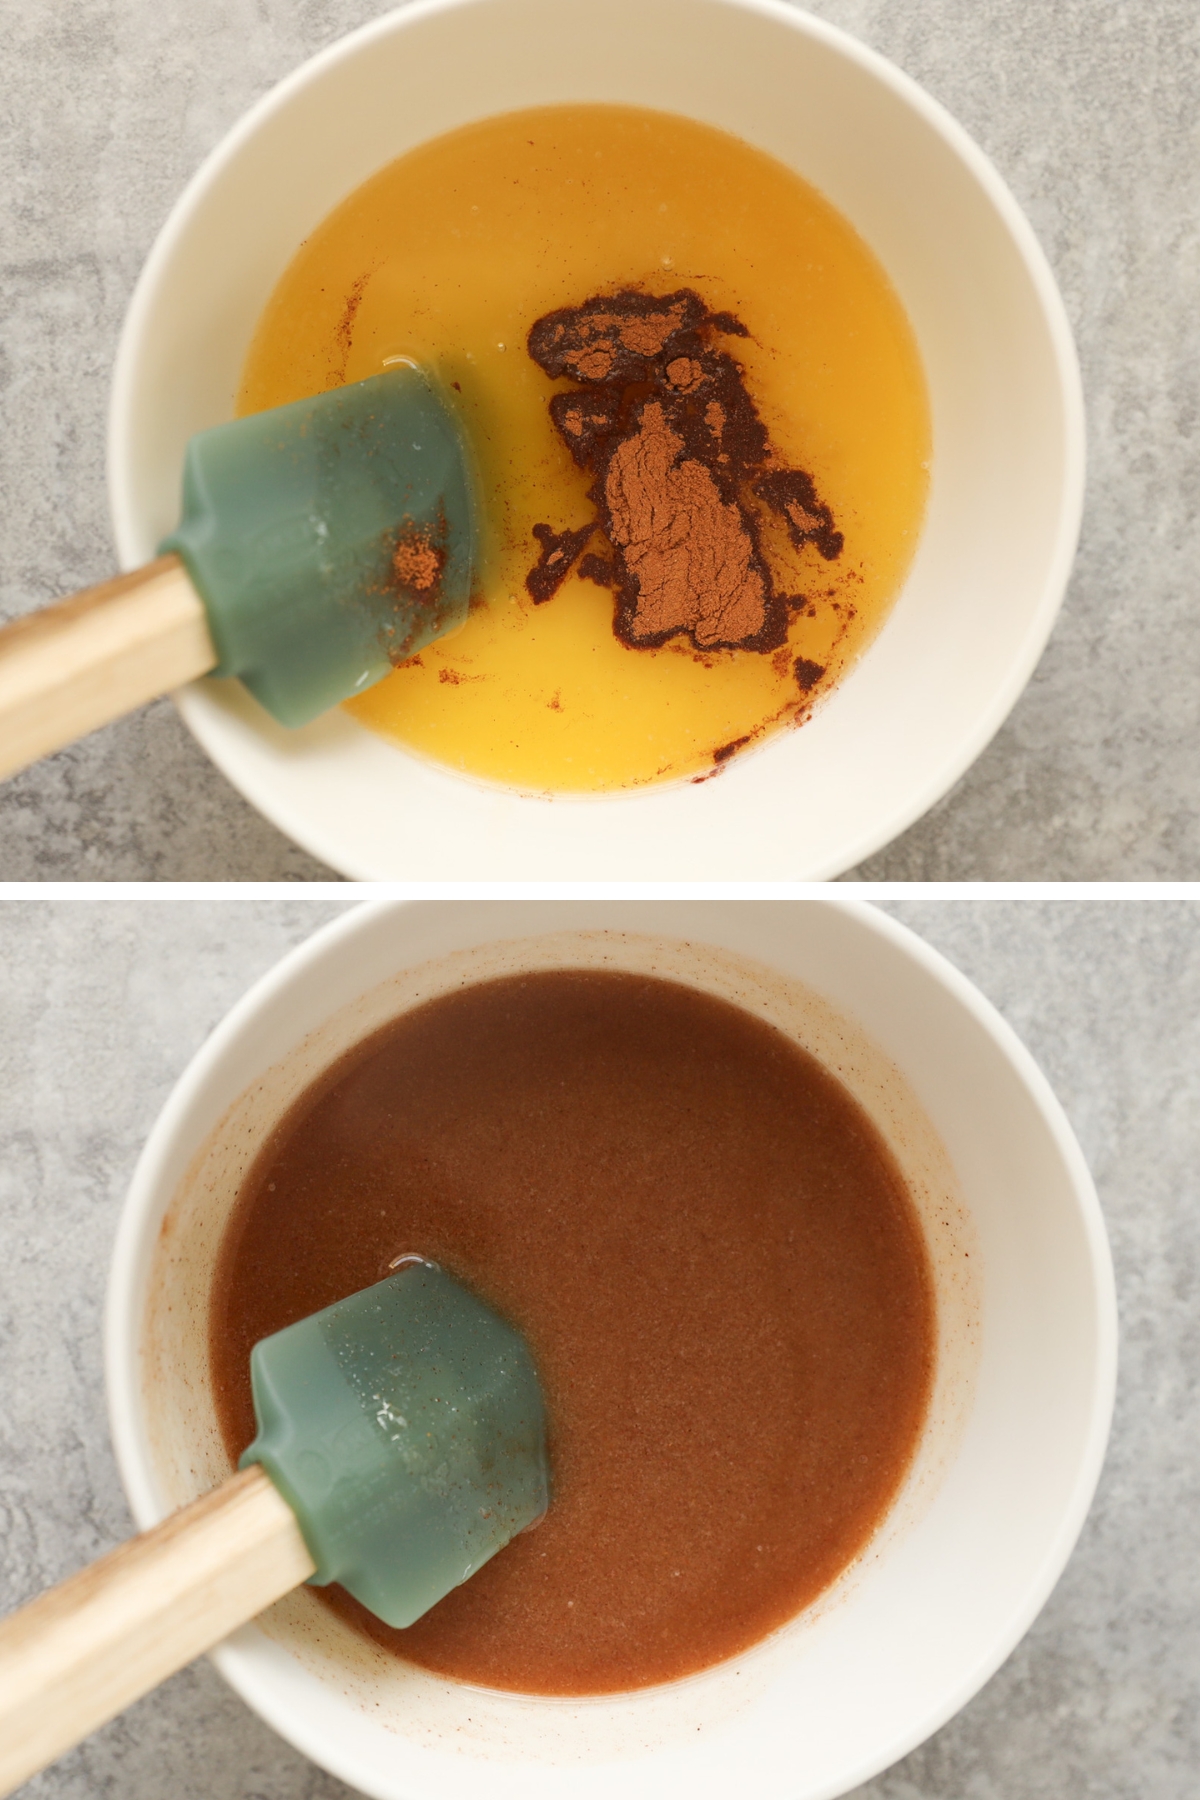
(525, 289, 843, 657)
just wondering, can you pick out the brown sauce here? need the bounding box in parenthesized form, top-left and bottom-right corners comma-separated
(210, 971, 934, 1694)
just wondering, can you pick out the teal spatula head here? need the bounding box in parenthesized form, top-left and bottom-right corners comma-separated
(240, 1261, 548, 1628)
(159, 365, 479, 727)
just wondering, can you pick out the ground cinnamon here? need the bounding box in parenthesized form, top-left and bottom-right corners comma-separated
(391, 522, 444, 595)
(525, 288, 842, 666)
(373, 515, 450, 665)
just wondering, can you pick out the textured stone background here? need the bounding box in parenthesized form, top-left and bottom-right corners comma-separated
(0, 898, 1196, 1798)
(0, 0, 1196, 878)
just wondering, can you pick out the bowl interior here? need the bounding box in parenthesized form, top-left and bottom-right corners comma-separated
(108, 900, 1112, 1800)
(108, 0, 1082, 879)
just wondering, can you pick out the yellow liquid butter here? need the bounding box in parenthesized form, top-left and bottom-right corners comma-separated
(239, 105, 930, 792)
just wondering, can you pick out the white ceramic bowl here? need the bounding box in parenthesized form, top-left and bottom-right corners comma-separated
(108, 0, 1083, 879)
(106, 899, 1115, 1800)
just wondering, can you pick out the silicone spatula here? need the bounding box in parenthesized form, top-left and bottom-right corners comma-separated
(0, 1261, 547, 1797)
(0, 363, 478, 779)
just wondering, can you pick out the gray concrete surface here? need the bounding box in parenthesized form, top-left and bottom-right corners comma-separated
(0, 0, 1196, 879)
(0, 898, 1196, 1798)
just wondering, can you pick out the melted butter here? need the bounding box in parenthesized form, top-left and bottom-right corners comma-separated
(238, 104, 930, 791)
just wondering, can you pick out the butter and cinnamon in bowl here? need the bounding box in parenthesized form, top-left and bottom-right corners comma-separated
(110, 897, 1113, 1800)
(109, 0, 1082, 878)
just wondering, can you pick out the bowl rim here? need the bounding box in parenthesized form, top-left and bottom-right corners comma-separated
(106, 0, 1086, 881)
(104, 897, 1117, 1798)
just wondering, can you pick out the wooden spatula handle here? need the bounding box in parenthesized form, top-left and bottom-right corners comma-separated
(0, 1465, 314, 1797)
(0, 555, 218, 781)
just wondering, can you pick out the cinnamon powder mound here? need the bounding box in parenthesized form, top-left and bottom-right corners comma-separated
(525, 288, 843, 656)
(378, 515, 451, 666)
(392, 523, 444, 594)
